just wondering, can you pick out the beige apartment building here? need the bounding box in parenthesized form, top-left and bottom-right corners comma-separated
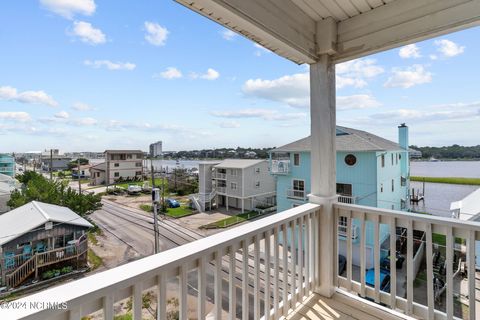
(89, 150, 144, 185)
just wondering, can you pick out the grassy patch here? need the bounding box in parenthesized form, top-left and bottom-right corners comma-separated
(432, 233, 465, 247)
(140, 204, 152, 212)
(201, 211, 262, 229)
(411, 176, 480, 185)
(87, 248, 103, 270)
(113, 314, 132, 320)
(87, 232, 98, 246)
(166, 206, 193, 218)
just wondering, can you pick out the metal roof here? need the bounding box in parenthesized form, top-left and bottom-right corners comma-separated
(271, 126, 402, 152)
(0, 201, 93, 246)
(174, 0, 480, 64)
(214, 159, 266, 169)
(104, 150, 143, 154)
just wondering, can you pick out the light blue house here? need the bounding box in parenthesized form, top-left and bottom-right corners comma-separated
(270, 124, 410, 268)
(0, 154, 15, 177)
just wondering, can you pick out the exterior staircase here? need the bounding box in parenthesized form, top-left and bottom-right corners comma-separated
(5, 256, 36, 289)
(190, 190, 217, 212)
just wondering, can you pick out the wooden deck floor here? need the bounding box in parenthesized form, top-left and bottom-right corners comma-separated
(286, 293, 408, 320)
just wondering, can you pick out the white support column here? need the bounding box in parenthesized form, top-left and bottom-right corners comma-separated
(308, 54, 337, 298)
(241, 199, 244, 213)
(226, 196, 229, 211)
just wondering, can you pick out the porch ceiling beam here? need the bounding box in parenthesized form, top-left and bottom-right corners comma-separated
(175, 0, 318, 64)
(334, 0, 480, 62)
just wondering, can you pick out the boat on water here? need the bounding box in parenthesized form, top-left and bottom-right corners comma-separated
(429, 157, 440, 162)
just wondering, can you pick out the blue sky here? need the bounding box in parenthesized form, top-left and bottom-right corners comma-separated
(1, 0, 479, 152)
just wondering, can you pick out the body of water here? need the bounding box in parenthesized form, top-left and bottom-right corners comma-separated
(410, 161, 480, 217)
(143, 159, 201, 171)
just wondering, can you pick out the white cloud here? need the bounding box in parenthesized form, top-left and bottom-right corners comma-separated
(84, 60, 136, 71)
(72, 102, 93, 111)
(191, 68, 220, 80)
(201, 68, 220, 80)
(384, 65, 432, 88)
(0, 112, 31, 122)
(254, 43, 271, 56)
(144, 21, 168, 46)
(399, 44, 421, 58)
(336, 58, 384, 79)
(40, 0, 96, 19)
(0, 85, 58, 107)
(154, 67, 182, 79)
(434, 39, 465, 57)
(337, 95, 381, 110)
(71, 117, 97, 126)
(211, 108, 307, 121)
(219, 121, 240, 128)
(221, 30, 237, 41)
(54, 111, 69, 119)
(70, 21, 106, 45)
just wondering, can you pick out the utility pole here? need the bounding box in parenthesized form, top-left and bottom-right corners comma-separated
(49, 149, 53, 180)
(151, 164, 159, 254)
(77, 158, 82, 194)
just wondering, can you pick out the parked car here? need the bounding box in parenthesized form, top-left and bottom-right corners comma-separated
(127, 185, 142, 194)
(166, 199, 180, 208)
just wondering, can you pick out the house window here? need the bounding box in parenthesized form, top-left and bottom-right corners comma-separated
(17, 241, 32, 249)
(391, 153, 394, 165)
(344, 154, 356, 166)
(336, 183, 352, 196)
(255, 181, 260, 188)
(381, 154, 385, 168)
(135, 162, 142, 167)
(114, 163, 119, 167)
(230, 169, 237, 176)
(293, 153, 300, 166)
(127, 154, 132, 159)
(401, 176, 407, 186)
(255, 167, 260, 174)
(135, 171, 142, 176)
(230, 182, 237, 190)
(401, 199, 406, 210)
(392, 179, 395, 192)
(380, 183, 384, 193)
(293, 179, 304, 191)
(396, 153, 399, 165)
(339, 216, 347, 227)
(114, 172, 120, 177)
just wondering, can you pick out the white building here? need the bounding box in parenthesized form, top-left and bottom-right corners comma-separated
(193, 159, 276, 213)
(149, 141, 163, 158)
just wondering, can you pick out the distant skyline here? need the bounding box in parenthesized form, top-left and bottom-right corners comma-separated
(1, 0, 479, 152)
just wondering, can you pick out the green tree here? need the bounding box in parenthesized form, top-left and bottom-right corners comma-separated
(7, 172, 102, 216)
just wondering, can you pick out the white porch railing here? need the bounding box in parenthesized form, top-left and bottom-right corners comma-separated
(270, 160, 290, 174)
(6, 203, 321, 320)
(338, 195, 356, 204)
(215, 172, 226, 179)
(286, 189, 305, 200)
(216, 186, 226, 194)
(334, 202, 479, 320)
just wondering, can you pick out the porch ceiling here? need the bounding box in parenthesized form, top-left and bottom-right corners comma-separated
(174, 0, 480, 64)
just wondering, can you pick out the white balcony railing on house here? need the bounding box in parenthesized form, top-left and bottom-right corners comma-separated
(337, 195, 357, 204)
(3, 202, 480, 320)
(270, 160, 290, 174)
(215, 172, 226, 179)
(286, 189, 305, 200)
(7, 203, 321, 320)
(216, 186, 226, 194)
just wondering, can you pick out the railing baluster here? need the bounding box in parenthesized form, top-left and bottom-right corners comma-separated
(228, 245, 237, 320)
(282, 223, 289, 315)
(198, 257, 206, 320)
(425, 223, 434, 319)
(264, 230, 271, 319)
(314, 210, 320, 289)
(254, 235, 261, 320)
(242, 239, 249, 320)
(374, 214, 380, 303)
(157, 273, 166, 320)
(389, 217, 396, 309)
(305, 213, 311, 296)
(215, 251, 222, 320)
(468, 230, 476, 320)
(334, 208, 339, 288)
(446, 227, 453, 320)
(298, 217, 304, 302)
(406, 219, 413, 315)
(103, 294, 114, 320)
(360, 212, 366, 298)
(273, 226, 280, 319)
(346, 210, 353, 292)
(290, 220, 297, 308)
(132, 283, 142, 320)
